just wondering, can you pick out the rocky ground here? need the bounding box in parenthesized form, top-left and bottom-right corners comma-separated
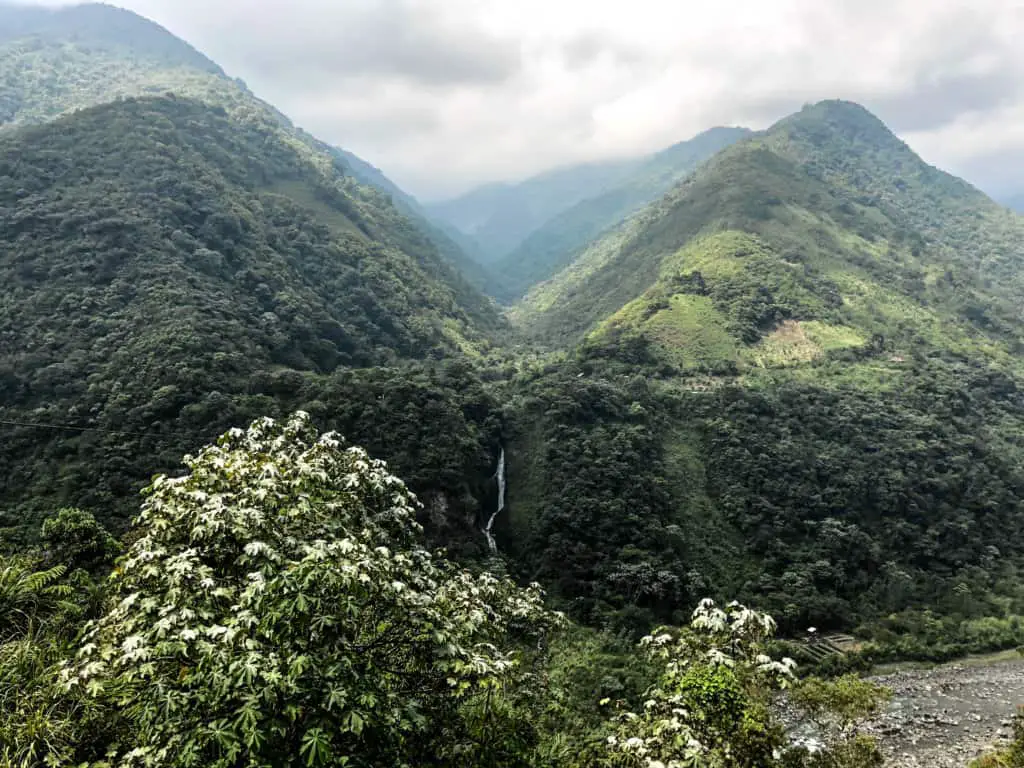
(782, 654, 1024, 766)
(862, 655, 1024, 767)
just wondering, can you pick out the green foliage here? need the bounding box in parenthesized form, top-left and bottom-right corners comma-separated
(0, 554, 108, 767)
(0, 3, 222, 126)
(589, 600, 883, 768)
(497, 99, 1024, 651)
(789, 675, 891, 734)
(971, 709, 1024, 768)
(0, 558, 71, 641)
(502, 370, 698, 631)
(67, 413, 560, 767)
(40, 508, 121, 574)
(703, 367, 1024, 631)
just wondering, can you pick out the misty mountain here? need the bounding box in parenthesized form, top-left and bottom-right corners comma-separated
(425, 157, 644, 263)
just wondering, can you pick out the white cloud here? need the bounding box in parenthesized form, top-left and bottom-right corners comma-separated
(17, 0, 1024, 199)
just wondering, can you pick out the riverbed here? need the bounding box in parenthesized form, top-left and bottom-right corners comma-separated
(862, 653, 1024, 766)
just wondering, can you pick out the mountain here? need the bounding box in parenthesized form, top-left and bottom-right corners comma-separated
(333, 147, 495, 292)
(425, 158, 643, 263)
(0, 2, 221, 72)
(0, 96, 507, 535)
(515, 101, 1024, 349)
(0, 1, 226, 125)
(5, 0, 1024, 655)
(0, 4, 507, 545)
(493, 127, 752, 299)
(0, 1, 494, 293)
(498, 100, 1024, 634)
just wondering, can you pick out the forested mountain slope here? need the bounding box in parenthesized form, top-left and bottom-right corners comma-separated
(493, 126, 752, 299)
(0, 1, 225, 125)
(4, 0, 1024, 663)
(0, 1, 493, 296)
(515, 101, 1024, 352)
(495, 101, 1024, 640)
(0, 96, 503, 540)
(334, 147, 495, 292)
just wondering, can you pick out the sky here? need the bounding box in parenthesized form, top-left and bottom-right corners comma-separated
(21, 0, 1024, 201)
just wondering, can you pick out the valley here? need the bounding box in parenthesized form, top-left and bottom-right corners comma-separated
(2, 2, 1024, 766)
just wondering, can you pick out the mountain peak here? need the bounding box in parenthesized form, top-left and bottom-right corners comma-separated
(0, 1, 223, 75)
(772, 99, 898, 148)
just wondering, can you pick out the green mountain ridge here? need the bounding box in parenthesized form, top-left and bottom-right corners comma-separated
(515, 101, 1024, 357)
(6, 8, 1024, 763)
(494, 99, 1024, 636)
(0, 1, 493, 303)
(0, 5, 507, 546)
(0, 2, 221, 72)
(4, 0, 1024, 664)
(0, 95, 506, 534)
(333, 147, 497, 293)
(0, 1, 226, 125)
(492, 126, 753, 300)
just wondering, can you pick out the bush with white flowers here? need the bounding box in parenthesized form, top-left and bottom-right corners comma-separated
(66, 413, 559, 768)
(601, 599, 797, 768)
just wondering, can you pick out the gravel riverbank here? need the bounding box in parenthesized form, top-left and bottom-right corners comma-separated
(859, 655, 1024, 766)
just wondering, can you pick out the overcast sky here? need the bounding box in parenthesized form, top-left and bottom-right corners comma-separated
(24, 0, 1024, 200)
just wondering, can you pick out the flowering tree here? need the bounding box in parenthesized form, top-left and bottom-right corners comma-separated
(598, 599, 887, 768)
(601, 599, 796, 768)
(66, 413, 560, 768)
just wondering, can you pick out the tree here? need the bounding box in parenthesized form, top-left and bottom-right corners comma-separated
(598, 599, 796, 768)
(788, 675, 889, 768)
(594, 600, 887, 768)
(40, 508, 121, 574)
(66, 412, 560, 767)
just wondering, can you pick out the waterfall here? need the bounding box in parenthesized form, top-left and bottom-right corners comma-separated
(483, 448, 505, 553)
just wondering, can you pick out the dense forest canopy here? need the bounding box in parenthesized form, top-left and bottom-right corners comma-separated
(1, 414, 892, 767)
(0, 95, 501, 538)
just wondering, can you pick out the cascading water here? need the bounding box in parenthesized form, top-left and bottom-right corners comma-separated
(482, 448, 505, 553)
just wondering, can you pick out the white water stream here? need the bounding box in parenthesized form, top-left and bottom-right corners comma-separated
(482, 448, 505, 553)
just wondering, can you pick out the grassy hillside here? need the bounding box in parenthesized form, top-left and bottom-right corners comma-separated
(493, 127, 752, 300)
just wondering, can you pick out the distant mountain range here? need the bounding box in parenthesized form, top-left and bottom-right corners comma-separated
(424, 159, 643, 262)
(424, 129, 754, 295)
(490, 126, 753, 299)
